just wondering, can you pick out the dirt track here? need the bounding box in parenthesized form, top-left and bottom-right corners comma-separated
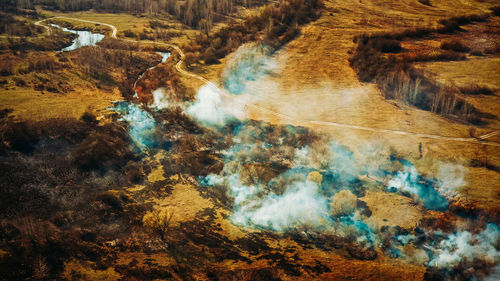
(36, 14, 500, 147)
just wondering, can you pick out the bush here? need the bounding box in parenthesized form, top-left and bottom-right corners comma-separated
(329, 190, 357, 217)
(441, 39, 470, 52)
(123, 161, 144, 183)
(0, 59, 14, 76)
(492, 6, 500, 17)
(418, 0, 431, 6)
(374, 38, 402, 53)
(459, 85, 495, 96)
(142, 208, 173, 241)
(470, 50, 484, 56)
(13, 77, 26, 87)
(202, 47, 219, 64)
(28, 54, 61, 72)
(0, 120, 39, 153)
(123, 29, 135, 37)
(0, 108, 12, 119)
(183, 52, 199, 68)
(71, 124, 134, 170)
(80, 111, 99, 126)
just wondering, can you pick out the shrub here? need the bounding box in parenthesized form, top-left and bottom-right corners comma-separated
(441, 39, 470, 52)
(28, 55, 60, 72)
(149, 20, 169, 29)
(202, 47, 219, 64)
(329, 190, 357, 217)
(374, 38, 402, 53)
(71, 124, 134, 170)
(418, 0, 431, 6)
(484, 46, 500, 54)
(80, 111, 99, 126)
(492, 6, 500, 17)
(470, 50, 484, 56)
(459, 85, 495, 96)
(142, 208, 173, 241)
(183, 52, 199, 68)
(0, 108, 12, 119)
(123, 160, 144, 183)
(0, 120, 39, 153)
(97, 192, 123, 211)
(123, 30, 135, 37)
(13, 77, 26, 87)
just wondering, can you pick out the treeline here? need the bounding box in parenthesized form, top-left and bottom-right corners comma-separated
(184, 0, 324, 65)
(349, 12, 498, 124)
(12, 0, 269, 28)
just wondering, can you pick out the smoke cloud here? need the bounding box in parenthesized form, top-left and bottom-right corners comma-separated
(436, 163, 466, 198)
(110, 101, 156, 149)
(426, 223, 500, 276)
(222, 43, 275, 95)
(111, 38, 498, 280)
(186, 83, 234, 127)
(386, 161, 448, 211)
(151, 88, 170, 110)
(231, 177, 330, 232)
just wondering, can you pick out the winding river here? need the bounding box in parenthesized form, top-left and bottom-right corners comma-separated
(50, 24, 105, 52)
(49, 23, 170, 99)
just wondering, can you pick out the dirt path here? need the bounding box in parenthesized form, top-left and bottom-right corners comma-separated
(35, 16, 117, 38)
(36, 16, 500, 147)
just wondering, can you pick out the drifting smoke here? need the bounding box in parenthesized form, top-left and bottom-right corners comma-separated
(222, 43, 275, 95)
(199, 123, 381, 246)
(110, 101, 156, 149)
(426, 224, 500, 276)
(186, 83, 234, 126)
(437, 163, 466, 197)
(151, 88, 170, 110)
(232, 177, 330, 231)
(110, 38, 497, 279)
(386, 161, 448, 211)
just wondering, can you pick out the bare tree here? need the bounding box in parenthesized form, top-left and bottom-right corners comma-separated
(142, 208, 174, 241)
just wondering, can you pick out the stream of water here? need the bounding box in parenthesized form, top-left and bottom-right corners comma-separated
(50, 24, 105, 52)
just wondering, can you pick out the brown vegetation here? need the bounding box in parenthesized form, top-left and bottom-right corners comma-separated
(135, 59, 193, 103)
(440, 39, 470, 53)
(349, 12, 497, 124)
(184, 0, 324, 65)
(458, 85, 495, 96)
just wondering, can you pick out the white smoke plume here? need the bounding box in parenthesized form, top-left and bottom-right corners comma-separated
(231, 178, 330, 232)
(150, 88, 170, 110)
(426, 223, 500, 272)
(436, 163, 466, 197)
(186, 83, 231, 126)
(109, 101, 156, 149)
(386, 162, 449, 211)
(222, 43, 276, 95)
